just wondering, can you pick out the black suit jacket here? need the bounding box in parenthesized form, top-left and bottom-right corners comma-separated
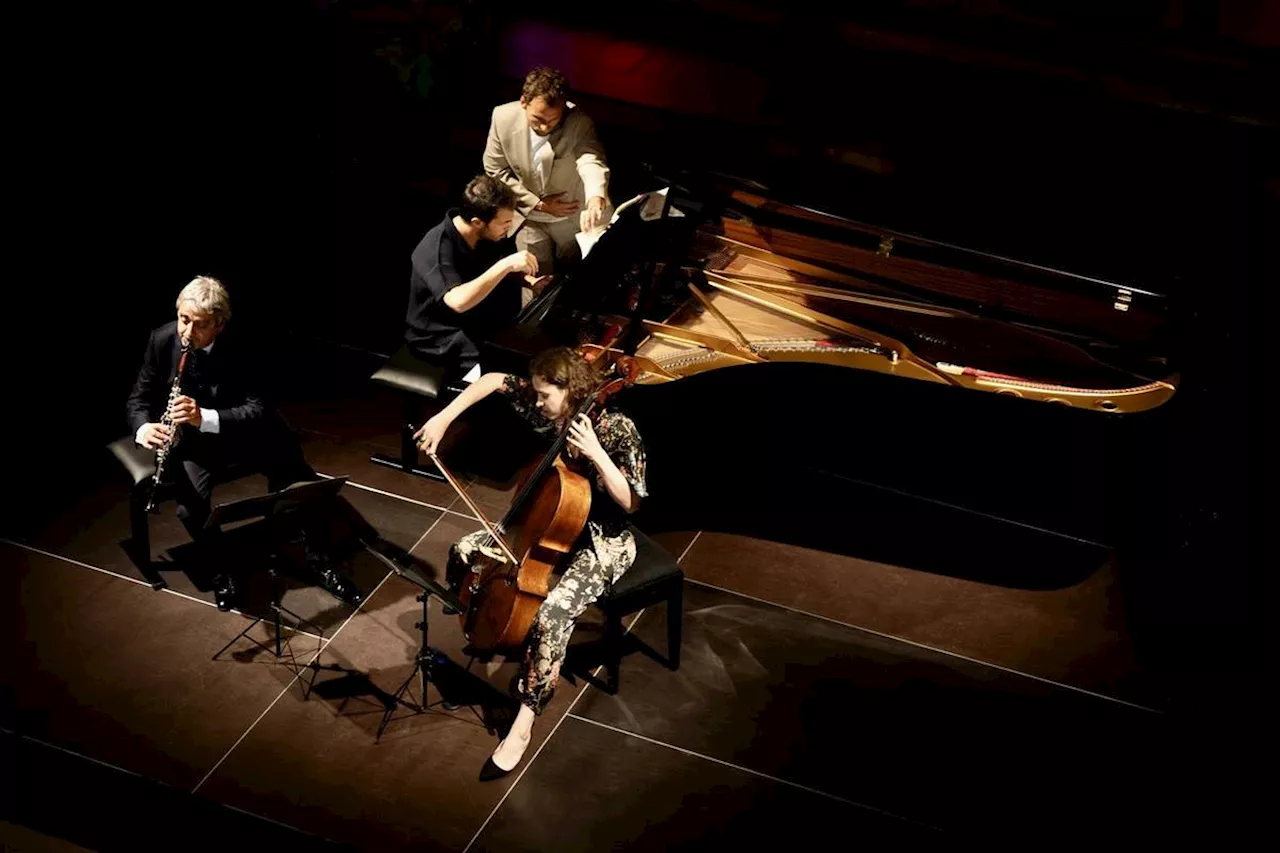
(126, 321, 265, 439)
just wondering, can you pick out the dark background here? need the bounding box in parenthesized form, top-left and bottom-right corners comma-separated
(7, 0, 1272, 704)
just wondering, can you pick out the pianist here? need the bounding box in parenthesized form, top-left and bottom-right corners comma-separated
(405, 175, 543, 383)
(482, 66, 612, 275)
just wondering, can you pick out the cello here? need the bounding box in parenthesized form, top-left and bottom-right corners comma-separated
(427, 349, 644, 652)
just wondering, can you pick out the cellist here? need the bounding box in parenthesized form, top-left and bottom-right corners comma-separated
(413, 346, 647, 780)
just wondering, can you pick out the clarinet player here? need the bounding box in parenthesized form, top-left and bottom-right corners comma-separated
(127, 276, 328, 610)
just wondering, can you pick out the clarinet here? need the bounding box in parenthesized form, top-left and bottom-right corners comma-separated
(145, 339, 194, 513)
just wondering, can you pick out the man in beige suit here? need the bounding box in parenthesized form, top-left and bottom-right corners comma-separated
(483, 66, 611, 274)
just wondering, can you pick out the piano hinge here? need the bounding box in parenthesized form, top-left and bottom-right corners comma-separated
(1114, 288, 1133, 312)
(878, 235, 894, 258)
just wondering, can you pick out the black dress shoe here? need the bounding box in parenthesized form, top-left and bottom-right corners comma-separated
(212, 574, 239, 612)
(479, 756, 512, 782)
(318, 567, 363, 606)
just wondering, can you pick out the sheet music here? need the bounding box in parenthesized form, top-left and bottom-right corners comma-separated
(575, 228, 604, 259)
(638, 187, 685, 222)
(576, 188, 685, 259)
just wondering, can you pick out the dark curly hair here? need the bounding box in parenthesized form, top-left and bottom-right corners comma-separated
(521, 66, 569, 107)
(459, 174, 515, 223)
(530, 347, 598, 409)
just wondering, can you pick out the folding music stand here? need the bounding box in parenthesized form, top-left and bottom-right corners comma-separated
(208, 477, 350, 660)
(511, 190, 654, 331)
(361, 537, 470, 741)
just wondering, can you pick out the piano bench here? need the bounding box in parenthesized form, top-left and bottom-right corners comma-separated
(580, 525, 684, 695)
(106, 436, 255, 590)
(368, 345, 468, 482)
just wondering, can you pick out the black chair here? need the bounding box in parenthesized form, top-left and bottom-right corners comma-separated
(368, 346, 468, 482)
(106, 437, 253, 590)
(464, 526, 683, 697)
(581, 525, 684, 694)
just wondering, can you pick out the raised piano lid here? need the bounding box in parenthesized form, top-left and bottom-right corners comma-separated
(713, 191, 1168, 348)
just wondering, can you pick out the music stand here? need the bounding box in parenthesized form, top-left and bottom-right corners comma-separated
(513, 190, 658, 327)
(361, 536, 470, 741)
(209, 477, 350, 661)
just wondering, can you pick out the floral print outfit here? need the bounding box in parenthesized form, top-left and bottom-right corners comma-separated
(446, 374, 648, 713)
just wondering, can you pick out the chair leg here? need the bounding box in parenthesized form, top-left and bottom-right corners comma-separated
(127, 487, 166, 590)
(369, 395, 445, 482)
(667, 579, 683, 671)
(605, 611, 624, 694)
(398, 395, 419, 470)
(129, 487, 150, 552)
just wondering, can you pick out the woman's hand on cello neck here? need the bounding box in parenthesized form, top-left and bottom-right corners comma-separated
(568, 413, 641, 514)
(565, 414, 606, 466)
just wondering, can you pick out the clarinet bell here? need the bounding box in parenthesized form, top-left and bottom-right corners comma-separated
(143, 481, 162, 514)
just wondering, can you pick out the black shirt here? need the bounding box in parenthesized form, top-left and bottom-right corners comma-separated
(405, 209, 522, 369)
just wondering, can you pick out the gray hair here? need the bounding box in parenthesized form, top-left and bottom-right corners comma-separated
(175, 276, 231, 323)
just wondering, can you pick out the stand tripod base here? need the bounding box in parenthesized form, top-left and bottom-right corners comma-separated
(212, 603, 324, 662)
(375, 592, 464, 741)
(375, 646, 461, 741)
(212, 568, 324, 662)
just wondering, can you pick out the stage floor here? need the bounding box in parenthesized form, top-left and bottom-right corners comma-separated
(0, 375, 1228, 850)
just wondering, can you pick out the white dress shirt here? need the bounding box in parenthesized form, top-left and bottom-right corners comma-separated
(527, 127, 561, 223)
(134, 340, 220, 445)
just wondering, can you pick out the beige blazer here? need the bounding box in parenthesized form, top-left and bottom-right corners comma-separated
(483, 100, 610, 227)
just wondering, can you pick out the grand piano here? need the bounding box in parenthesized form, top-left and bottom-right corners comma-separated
(504, 171, 1178, 553)
(613, 176, 1176, 413)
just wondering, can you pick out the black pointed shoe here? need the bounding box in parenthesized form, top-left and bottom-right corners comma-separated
(480, 729, 531, 782)
(479, 756, 511, 782)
